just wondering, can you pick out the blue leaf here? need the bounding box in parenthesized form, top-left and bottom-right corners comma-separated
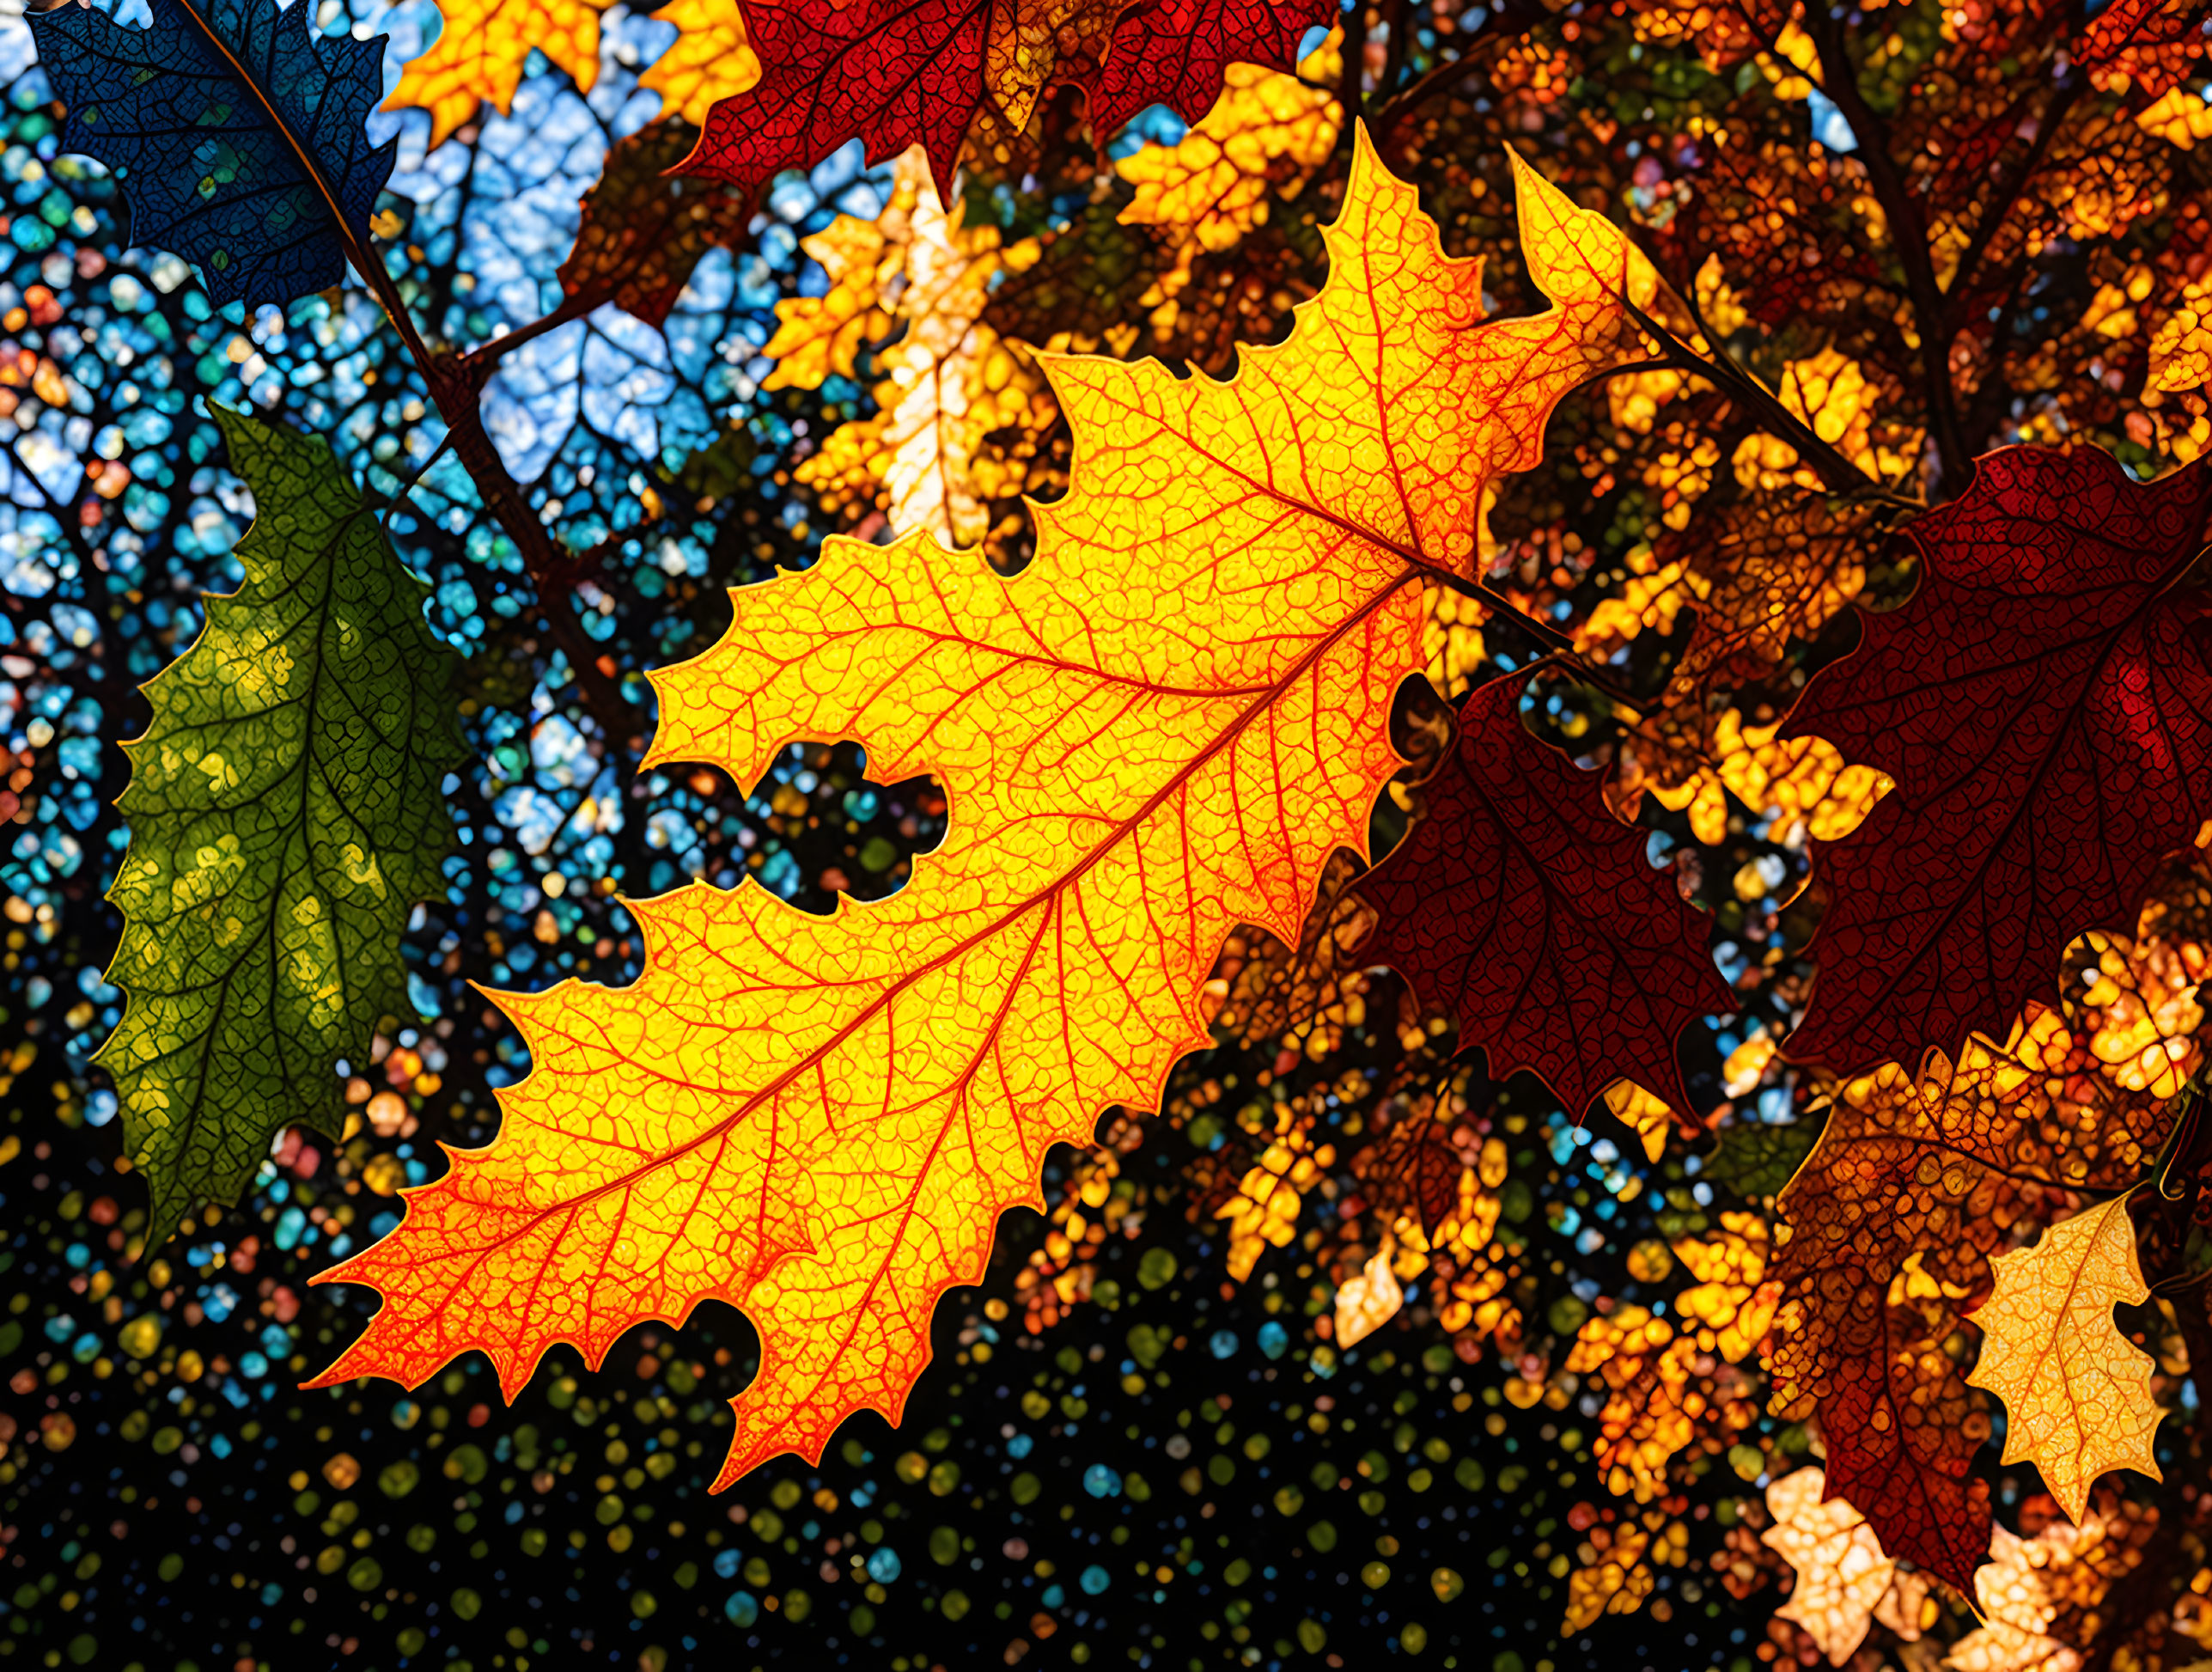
(29, 0, 396, 309)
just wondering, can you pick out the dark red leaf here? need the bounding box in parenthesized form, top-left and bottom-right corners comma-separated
(1781, 446, 2212, 1074)
(1360, 674, 1735, 1120)
(683, 0, 1027, 199)
(559, 119, 749, 329)
(682, 0, 1328, 200)
(1083, 0, 1331, 134)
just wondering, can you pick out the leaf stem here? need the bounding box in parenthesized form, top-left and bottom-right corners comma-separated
(1618, 294, 1921, 510)
(1428, 571, 1647, 714)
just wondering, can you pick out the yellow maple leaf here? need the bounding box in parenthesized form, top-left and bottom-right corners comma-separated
(1965, 1195, 2166, 1524)
(1118, 60, 1342, 255)
(385, 0, 612, 149)
(1760, 1468, 1897, 1666)
(640, 0, 759, 127)
(2149, 271, 2212, 395)
(311, 129, 1660, 1480)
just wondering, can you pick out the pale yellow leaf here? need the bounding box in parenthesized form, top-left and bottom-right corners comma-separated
(1965, 1195, 2165, 1524)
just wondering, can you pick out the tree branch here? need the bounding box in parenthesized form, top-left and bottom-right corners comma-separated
(1940, 73, 2086, 337)
(1618, 296, 1923, 509)
(1796, 3, 1972, 494)
(1340, 0, 1370, 123)
(171, 0, 651, 750)
(1367, 0, 1551, 149)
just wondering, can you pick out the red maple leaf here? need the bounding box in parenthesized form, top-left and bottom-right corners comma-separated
(682, 0, 1032, 199)
(681, 0, 1330, 200)
(1781, 447, 2212, 1075)
(1360, 674, 1735, 1120)
(1083, 0, 1332, 134)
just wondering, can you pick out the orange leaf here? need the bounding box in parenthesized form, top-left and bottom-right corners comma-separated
(385, 0, 612, 149)
(309, 127, 1658, 1481)
(1965, 1195, 2166, 1524)
(641, 0, 759, 128)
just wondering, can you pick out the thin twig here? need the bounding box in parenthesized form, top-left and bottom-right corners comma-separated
(1427, 571, 1648, 713)
(375, 430, 458, 540)
(1619, 297, 1921, 508)
(456, 290, 597, 380)
(1939, 75, 2083, 332)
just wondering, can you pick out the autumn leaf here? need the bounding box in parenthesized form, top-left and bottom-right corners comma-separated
(1767, 908, 2203, 1590)
(27, 0, 397, 309)
(768, 149, 1056, 552)
(1361, 673, 1737, 1122)
(101, 407, 465, 1249)
(1332, 1239, 1405, 1347)
(309, 129, 1662, 1478)
(1965, 1196, 2166, 1523)
(1563, 1523, 1656, 1633)
(557, 119, 751, 329)
(1216, 1101, 1335, 1280)
(642, 0, 760, 126)
(680, 0, 1123, 200)
(1611, 702, 1888, 851)
(1782, 447, 2212, 1075)
(1116, 49, 1341, 257)
(2149, 272, 2212, 395)
(385, 0, 612, 150)
(1084, 0, 1335, 135)
(1563, 1211, 1775, 1502)
(1701, 1116, 1821, 1200)
(1951, 1526, 2085, 1672)
(1759, 1468, 1899, 1665)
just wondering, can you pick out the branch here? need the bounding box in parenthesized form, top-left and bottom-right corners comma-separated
(456, 290, 598, 378)
(1618, 296, 1923, 510)
(1378, 0, 1413, 102)
(1796, 3, 1972, 494)
(170, 0, 651, 750)
(1340, 0, 1369, 123)
(1939, 72, 2086, 336)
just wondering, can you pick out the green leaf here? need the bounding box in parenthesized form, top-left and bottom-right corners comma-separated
(1699, 1116, 1823, 1202)
(101, 406, 465, 1247)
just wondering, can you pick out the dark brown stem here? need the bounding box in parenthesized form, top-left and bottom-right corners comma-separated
(1341, 0, 1370, 121)
(457, 290, 598, 378)
(1618, 296, 1921, 508)
(1939, 76, 2084, 334)
(1795, 4, 1971, 494)
(1428, 572, 1648, 714)
(1378, 0, 1413, 100)
(169, 0, 649, 749)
